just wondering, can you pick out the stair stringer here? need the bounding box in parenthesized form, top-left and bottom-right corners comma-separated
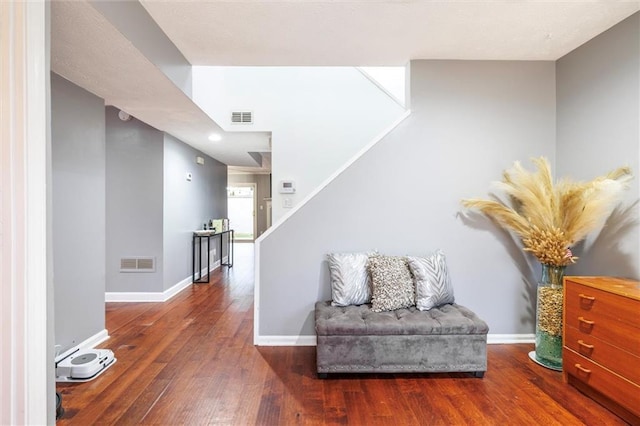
(253, 109, 411, 345)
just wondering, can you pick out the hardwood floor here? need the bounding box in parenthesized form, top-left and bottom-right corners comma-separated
(57, 244, 628, 425)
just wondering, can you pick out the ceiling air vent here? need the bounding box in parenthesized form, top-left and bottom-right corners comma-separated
(120, 257, 156, 273)
(231, 111, 253, 124)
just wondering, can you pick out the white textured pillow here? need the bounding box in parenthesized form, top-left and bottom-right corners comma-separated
(407, 250, 455, 311)
(369, 255, 415, 312)
(327, 252, 372, 306)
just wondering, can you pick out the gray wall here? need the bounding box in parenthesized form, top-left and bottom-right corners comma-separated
(105, 106, 164, 292)
(51, 72, 106, 352)
(259, 60, 556, 337)
(163, 134, 228, 290)
(556, 12, 639, 279)
(106, 113, 229, 293)
(228, 173, 272, 237)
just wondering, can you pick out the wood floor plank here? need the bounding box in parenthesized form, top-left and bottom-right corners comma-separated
(321, 381, 348, 425)
(115, 377, 172, 425)
(57, 244, 631, 425)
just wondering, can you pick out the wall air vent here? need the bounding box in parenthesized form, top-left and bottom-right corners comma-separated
(231, 111, 253, 124)
(120, 257, 156, 273)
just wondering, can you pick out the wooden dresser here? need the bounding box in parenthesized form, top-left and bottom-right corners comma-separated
(563, 276, 640, 425)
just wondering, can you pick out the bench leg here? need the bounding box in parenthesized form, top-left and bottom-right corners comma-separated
(472, 371, 485, 378)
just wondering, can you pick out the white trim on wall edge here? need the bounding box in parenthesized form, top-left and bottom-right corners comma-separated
(254, 334, 535, 347)
(55, 329, 110, 362)
(1, 2, 48, 423)
(253, 110, 412, 346)
(106, 260, 221, 302)
(253, 243, 261, 345)
(356, 67, 406, 108)
(255, 110, 412, 245)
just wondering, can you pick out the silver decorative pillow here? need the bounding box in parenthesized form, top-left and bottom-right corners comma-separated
(369, 255, 415, 312)
(407, 250, 455, 311)
(327, 252, 372, 306)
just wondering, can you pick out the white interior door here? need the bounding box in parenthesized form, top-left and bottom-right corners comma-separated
(227, 184, 256, 241)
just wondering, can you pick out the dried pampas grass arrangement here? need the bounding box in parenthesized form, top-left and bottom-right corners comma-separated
(462, 157, 632, 266)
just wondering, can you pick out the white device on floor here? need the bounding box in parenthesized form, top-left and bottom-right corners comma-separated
(55, 348, 116, 382)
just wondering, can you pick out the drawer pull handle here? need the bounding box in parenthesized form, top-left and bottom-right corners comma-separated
(575, 364, 591, 374)
(579, 294, 595, 301)
(578, 317, 595, 326)
(578, 340, 594, 350)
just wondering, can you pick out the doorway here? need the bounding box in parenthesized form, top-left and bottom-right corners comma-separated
(227, 183, 257, 241)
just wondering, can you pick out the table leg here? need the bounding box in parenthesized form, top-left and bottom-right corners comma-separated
(192, 235, 196, 283)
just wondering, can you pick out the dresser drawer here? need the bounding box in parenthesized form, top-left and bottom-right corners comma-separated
(565, 302, 640, 356)
(565, 325, 640, 384)
(565, 280, 640, 329)
(564, 348, 640, 418)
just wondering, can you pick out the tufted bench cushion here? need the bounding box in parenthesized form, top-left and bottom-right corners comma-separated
(315, 301, 489, 336)
(315, 301, 489, 376)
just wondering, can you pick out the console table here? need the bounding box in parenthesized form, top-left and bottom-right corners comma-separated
(192, 229, 234, 284)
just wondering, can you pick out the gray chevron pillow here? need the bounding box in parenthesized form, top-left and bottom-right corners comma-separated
(407, 250, 455, 311)
(327, 252, 373, 306)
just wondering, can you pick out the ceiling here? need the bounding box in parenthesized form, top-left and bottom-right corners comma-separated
(140, 0, 639, 65)
(51, 1, 639, 172)
(51, 0, 272, 171)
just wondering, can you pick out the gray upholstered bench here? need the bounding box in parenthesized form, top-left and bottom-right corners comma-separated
(315, 301, 489, 378)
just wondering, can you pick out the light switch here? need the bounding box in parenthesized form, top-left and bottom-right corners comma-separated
(283, 198, 293, 208)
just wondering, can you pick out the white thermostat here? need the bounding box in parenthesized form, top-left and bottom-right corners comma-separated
(279, 180, 296, 193)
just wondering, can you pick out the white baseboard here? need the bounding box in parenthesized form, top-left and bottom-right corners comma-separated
(106, 260, 221, 302)
(487, 334, 535, 344)
(55, 329, 110, 362)
(163, 273, 194, 300)
(106, 291, 166, 303)
(255, 335, 317, 346)
(253, 333, 535, 347)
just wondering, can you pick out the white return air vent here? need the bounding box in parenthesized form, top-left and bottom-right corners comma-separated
(231, 111, 253, 124)
(120, 257, 156, 273)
